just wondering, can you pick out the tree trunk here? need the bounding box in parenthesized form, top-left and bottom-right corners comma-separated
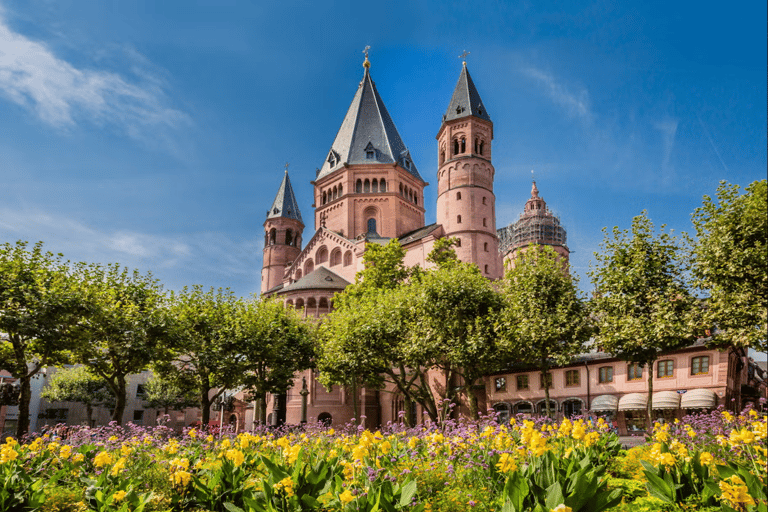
(86, 403, 93, 427)
(258, 396, 268, 426)
(15, 374, 31, 438)
(404, 396, 415, 427)
(464, 379, 479, 420)
(542, 361, 552, 419)
(200, 387, 211, 426)
(111, 376, 127, 424)
(647, 361, 654, 429)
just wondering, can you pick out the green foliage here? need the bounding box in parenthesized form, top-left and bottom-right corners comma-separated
(589, 212, 704, 418)
(143, 374, 198, 413)
(40, 366, 114, 425)
(496, 245, 591, 418)
(691, 179, 768, 352)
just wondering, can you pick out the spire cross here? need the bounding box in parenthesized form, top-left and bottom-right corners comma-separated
(284, 162, 290, 174)
(459, 50, 470, 65)
(363, 45, 371, 59)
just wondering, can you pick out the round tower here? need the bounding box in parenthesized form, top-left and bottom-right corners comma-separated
(436, 61, 501, 279)
(498, 180, 569, 270)
(261, 170, 304, 295)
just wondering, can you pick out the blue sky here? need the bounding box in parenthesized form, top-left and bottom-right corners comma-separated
(1, 1, 766, 303)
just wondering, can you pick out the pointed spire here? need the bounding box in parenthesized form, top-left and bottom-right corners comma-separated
(317, 60, 421, 181)
(531, 180, 539, 198)
(266, 169, 302, 222)
(444, 63, 491, 122)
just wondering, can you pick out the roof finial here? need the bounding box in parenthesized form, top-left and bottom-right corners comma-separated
(459, 50, 470, 67)
(363, 45, 371, 69)
(531, 171, 539, 198)
(284, 162, 290, 174)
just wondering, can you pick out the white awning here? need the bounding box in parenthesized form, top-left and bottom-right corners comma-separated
(618, 393, 648, 411)
(589, 394, 618, 412)
(680, 388, 718, 409)
(652, 391, 681, 410)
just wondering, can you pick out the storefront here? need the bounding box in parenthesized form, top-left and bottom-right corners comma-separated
(618, 393, 648, 434)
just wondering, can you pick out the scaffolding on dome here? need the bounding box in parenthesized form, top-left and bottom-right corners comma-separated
(497, 212, 567, 254)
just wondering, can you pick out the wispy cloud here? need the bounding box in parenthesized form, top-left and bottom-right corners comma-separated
(654, 118, 678, 173)
(0, 8, 190, 144)
(522, 66, 594, 125)
(0, 208, 262, 295)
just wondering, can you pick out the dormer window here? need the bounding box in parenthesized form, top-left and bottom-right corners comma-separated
(366, 150, 375, 160)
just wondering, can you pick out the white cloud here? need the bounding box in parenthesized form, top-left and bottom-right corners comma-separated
(0, 208, 262, 295)
(654, 118, 678, 172)
(0, 8, 190, 141)
(522, 67, 594, 125)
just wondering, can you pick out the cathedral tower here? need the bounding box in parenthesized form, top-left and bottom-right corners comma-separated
(261, 169, 303, 294)
(312, 55, 426, 240)
(436, 62, 502, 278)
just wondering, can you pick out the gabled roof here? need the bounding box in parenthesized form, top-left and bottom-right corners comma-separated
(317, 66, 421, 181)
(266, 171, 302, 222)
(398, 223, 441, 246)
(443, 63, 491, 123)
(280, 266, 350, 293)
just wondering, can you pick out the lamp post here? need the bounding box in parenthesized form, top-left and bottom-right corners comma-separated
(299, 377, 309, 424)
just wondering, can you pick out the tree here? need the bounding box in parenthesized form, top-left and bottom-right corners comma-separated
(40, 366, 114, 427)
(73, 263, 169, 425)
(407, 238, 503, 419)
(156, 286, 241, 426)
(0, 241, 85, 437)
(496, 245, 592, 418)
(589, 212, 704, 423)
(691, 180, 767, 352)
(142, 375, 198, 415)
(233, 297, 314, 424)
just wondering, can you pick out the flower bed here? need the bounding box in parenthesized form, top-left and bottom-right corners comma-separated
(0, 409, 765, 512)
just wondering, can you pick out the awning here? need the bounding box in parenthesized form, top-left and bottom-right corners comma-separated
(680, 388, 718, 409)
(652, 391, 681, 410)
(589, 394, 618, 412)
(618, 393, 648, 411)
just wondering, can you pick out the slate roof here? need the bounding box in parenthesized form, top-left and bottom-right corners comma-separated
(444, 63, 491, 123)
(266, 171, 302, 222)
(398, 223, 441, 245)
(317, 67, 421, 182)
(280, 266, 350, 293)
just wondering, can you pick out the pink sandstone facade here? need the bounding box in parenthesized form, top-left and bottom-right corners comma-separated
(256, 56, 766, 429)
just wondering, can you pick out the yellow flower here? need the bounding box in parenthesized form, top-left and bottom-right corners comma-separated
(120, 444, 132, 457)
(729, 428, 755, 445)
(699, 452, 713, 465)
(380, 440, 392, 455)
(0, 444, 19, 464)
(273, 476, 295, 497)
(93, 451, 113, 468)
(59, 445, 72, 460)
(108, 435, 118, 442)
(286, 445, 302, 464)
(171, 470, 192, 487)
(340, 489, 355, 504)
(327, 428, 335, 435)
(220, 438, 231, 449)
(225, 449, 245, 467)
(550, 506, 573, 512)
(112, 490, 127, 502)
(72, 453, 85, 463)
(495, 452, 517, 473)
(188, 428, 197, 439)
(718, 475, 755, 508)
(110, 457, 127, 476)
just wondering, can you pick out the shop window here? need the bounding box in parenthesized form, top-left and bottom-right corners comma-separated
(599, 366, 613, 383)
(627, 363, 643, 381)
(691, 356, 709, 375)
(657, 360, 674, 378)
(565, 370, 580, 386)
(516, 375, 529, 390)
(624, 411, 647, 432)
(495, 377, 506, 392)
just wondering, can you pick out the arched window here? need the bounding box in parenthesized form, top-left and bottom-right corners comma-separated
(474, 138, 479, 153)
(285, 229, 293, 245)
(307, 297, 317, 309)
(356, 179, 362, 193)
(264, 231, 269, 246)
(482, 197, 487, 205)
(409, 190, 413, 202)
(399, 183, 404, 196)
(343, 251, 353, 266)
(332, 186, 337, 200)
(338, 184, 343, 196)
(364, 179, 370, 193)
(460, 137, 466, 153)
(484, 264, 489, 273)
(479, 141, 485, 155)
(379, 180, 386, 193)
(456, 191, 462, 200)
(322, 191, 327, 204)
(367, 218, 377, 233)
(484, 242, 488, 251)
(319, 297, 329, 310)
(455, 238, 461, 247)
(304, 259, 314, 275)
(295, 269, 302, 280)
(483, 218, 487, 227)
(457, 215, 462, 224)
(414, 194, 418, 206)
(316, 246, 328, 264)
(285, 299, 294, 307)
(330, 248, 342, 266)
(440, 151, 445, 165)
(453, 139, 459, 155)
(269, 228, 276, 245)
(372, 179, 378, 193)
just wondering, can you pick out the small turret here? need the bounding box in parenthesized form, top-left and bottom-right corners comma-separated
(261, 168, 304, 294)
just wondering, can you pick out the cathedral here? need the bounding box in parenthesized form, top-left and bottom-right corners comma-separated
(259, 54, 569, 426)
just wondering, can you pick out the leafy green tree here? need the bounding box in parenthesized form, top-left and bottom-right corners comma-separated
(73, 263, 169, 425)
(142, 375, 198, 415)
(157, 286, 241, 426)
(0, 241, 85, 437)
(589, 212, 704, 422)
(496, 245, 591, 418)
(691, 180, 767, 352)
(40, 366, 114, 426)
(233, 297, 314, 424)
(407, 238, 503, 419)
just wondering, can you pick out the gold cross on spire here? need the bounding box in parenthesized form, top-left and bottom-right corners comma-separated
(363, 45, 371, 68)
(284, 162, 290, 174)
(459, 50, 470, 66)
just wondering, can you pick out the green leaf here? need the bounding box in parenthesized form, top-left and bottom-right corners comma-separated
(642, 470, 674, 503)
(544, 481, 565, 511)
(223, 503, 246, 512)
(399, 479, 417, 508)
